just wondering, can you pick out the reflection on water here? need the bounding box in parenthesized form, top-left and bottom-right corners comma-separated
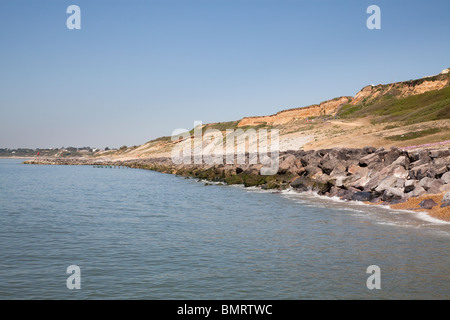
(0, 159, 449, 299)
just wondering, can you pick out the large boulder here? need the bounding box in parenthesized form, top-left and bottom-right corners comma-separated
(382, 187, 404, 202)
(392, 156, 410, 170)
(278, 154, 302, 175)
(441, 171, 450, 184)
(375, 176, 405, 193)
(383, 148, 401, 166)
(304, 165, 323, 178)
(431, 157, 449, 177)
(410, 185, 426, 197)
(290, 176, 315, 191)
(419, 199, 438, 209)
(440, 184, 450, 192)
(443, 192, 450, 204)
(409, 164, 431, 180)
(429, 149, 450, 158)
(359, 153, 380, 168)
(404, 180, 418, 193)
(319, 158, 341, 175)
(351, 191, 374, 202)
(419, 177, 444, 194)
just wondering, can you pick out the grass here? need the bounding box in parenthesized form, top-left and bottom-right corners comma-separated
(385, 128, 442, 141)
(339, 84, 450, 124)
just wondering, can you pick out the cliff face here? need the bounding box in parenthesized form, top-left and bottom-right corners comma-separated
(350, 73, 450, 106)
(238, 70, 450, 127)
(238, 96, 351, 127)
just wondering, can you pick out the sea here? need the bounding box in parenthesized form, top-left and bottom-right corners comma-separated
(0, 158, 449, 299)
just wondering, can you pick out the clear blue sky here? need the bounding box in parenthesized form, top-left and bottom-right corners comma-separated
(1, 0, 449, 148)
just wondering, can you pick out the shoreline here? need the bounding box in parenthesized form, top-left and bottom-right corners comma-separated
(22, 145, 450, 222)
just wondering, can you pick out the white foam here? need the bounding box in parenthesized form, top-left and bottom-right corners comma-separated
(413, 211, 450, 225)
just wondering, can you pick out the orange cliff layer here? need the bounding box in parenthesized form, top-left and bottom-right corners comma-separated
(238, 96, 351, 127)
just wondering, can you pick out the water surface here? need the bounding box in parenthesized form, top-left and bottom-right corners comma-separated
(0, 159, 449, 299)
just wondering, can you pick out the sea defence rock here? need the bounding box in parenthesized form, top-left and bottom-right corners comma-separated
(24, 145, 450, 207)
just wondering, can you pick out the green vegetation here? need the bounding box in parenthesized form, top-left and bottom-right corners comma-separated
(383, 124, 401, 130)
(338, 85, 450, 124)
(338, 104, 363, 117)
(385, 128, 443, 141)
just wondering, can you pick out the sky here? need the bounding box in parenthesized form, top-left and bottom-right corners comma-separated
(0, 0, 449, 149)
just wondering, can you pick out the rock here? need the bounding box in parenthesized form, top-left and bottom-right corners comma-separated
(382, 187, 404, 201)
(330, 164, 347, 177)
(340, 188, 359, 201)
(419, 150, 431, 162)
(363, 146, 376, 154)
(404, 179, 418, 193)
(290, 176, 315, 191)
(419, 177, 444, 194)
(244, 164, 263, 176)
(392, 156, 410, 169)
(411, 185, 426, 197)
(442, 172, 450, 184)
(304, 166, 323, 178)
(429, 149, 450, 158)
(278, 154, 301, 174)
(432, 157, 449, 173)
(419, 199, 438, 209)
(443, 192, 450, 203)
(408, 163, 430, 180)
(407, 151, 420, 162)
(370, 197, 382, 203)
(383, 148, 401, 166)
(405, 179, 417, 187)
(375, 176, 405, 193)
(329, 186, 341, 197)
(440, 184, 450, 193)
(351, 192, 374, 202)
(319, 159, 340, 175)
(441, 203, 450, 208)
(359, 153, 380, 168)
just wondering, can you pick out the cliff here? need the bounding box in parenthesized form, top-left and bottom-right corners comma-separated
(238, 96, 351, 127)
(238, 69, 450, 127)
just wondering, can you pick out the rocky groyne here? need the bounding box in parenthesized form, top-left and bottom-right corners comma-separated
(24, 145, 450, 220)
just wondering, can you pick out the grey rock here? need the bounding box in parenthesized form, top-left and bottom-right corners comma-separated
(384, 187, 404, 198)
(408, 163, 429, 180)
(383, 149, 401, 166)
(440, 184, 450, 193)
(441, 171, 450, 184)
(351, 192, 374, 202)
(419, 199, 438, 209)
(375, 176, 405, 192)
(411, 185, 426, 197)
(319, 159, 341, 175)
(443, 192, 450, 203)
(419, 177, 443, 191)
(359, 153, 380, 167)
(404, 183, 416, 193)
(392, 156, 410, 169)
(290, 176, 315, 191)
(429, 149, 450, 158)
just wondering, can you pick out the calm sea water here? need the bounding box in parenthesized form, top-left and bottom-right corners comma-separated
(0, 158, 449, 299)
